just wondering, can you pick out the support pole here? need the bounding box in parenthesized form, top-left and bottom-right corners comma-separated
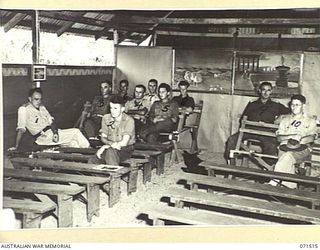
(32, 10, 41, 88)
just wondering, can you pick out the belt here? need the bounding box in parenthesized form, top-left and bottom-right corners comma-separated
(34, 126, 51, 139)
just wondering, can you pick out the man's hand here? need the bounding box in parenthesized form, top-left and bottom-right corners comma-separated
(153, 117, 165, 123)
(96, 145, 110, 159)
(52, 132, 59, 143)
(8, 147, 17, 152)
(110, 142, 121, 150)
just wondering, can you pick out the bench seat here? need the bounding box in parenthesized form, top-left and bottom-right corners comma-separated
(3, 196, 57, 228)
(169, 187, 320, 224)
(179, 173, 320, 209)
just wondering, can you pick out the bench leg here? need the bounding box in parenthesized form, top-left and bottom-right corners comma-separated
(57, 195, 73, 228)
(108, 175, 121, 207)
(86, 184, 100, 222)
(157, 153, 165, 175)
(22, 212, 42, 228)
(128, 166, 139, 195)
(142, 161, 152, 184)
(190, 128, 199, 154)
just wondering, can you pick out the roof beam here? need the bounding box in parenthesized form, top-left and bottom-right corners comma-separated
(56, 21, 74, 37)
(4, 13, 28, 32)
(118, 16, 320, 27)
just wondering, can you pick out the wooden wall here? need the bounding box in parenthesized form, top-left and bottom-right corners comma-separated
(2, 64, 113, 150)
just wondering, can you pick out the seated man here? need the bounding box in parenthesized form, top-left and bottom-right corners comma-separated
(125, 84, 151, 136)
(88, 95, 135, 165)
(172, 80, 195, 114)
(143, 79, 160, 104)
(9, 88, 89, 151)
(119, 79, 133, 103)
(140, 83, 179, 143)
(269, 94, 317, 188)
(225, 81, 290, 165)
(79, 80, 114, 139)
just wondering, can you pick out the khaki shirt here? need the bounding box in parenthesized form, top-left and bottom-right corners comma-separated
(100, 113, 135, 145)
(149, 99, 179, 121)
(17, 103, 53, 135)
(277, 113, 317, 145)
(125, 98, 151, 113)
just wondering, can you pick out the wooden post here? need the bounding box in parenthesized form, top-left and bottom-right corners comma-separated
(32, 10, 41, 88)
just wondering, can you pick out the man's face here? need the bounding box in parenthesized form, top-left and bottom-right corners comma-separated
(134, 87, 145, 99)
(159, 87, 169, 101)
(110, 102, 124, 118)
(100, 82, 111, 96)
(259, 85, 272, 100)
(148, 81, 157, 94)
(179, 85, 188, 96)
(29, 92, 42, 109)
(120, 82, 128, 93)
(291, 99, 303, 116)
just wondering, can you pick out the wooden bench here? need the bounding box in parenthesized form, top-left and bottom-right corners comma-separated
(3, 196, 57, 228)
(179, 173, 320, 209)
(10, 157, 131, 208)
(135, 142, 174, 168)
(145, 204, 271, 226)
(53, 147, 164, 178)
(4, 168, 110, 222)
(200, 162, 320, 192)
(168, 187, 320, 224)
(3, 179, 85, 227)
(33, 151, 148, 189)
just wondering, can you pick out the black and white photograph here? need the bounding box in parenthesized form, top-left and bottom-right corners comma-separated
(1, 5, 320, 241)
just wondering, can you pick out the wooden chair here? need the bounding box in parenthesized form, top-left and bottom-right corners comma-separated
(230, 115, 279, 171)
(183, 100, 204, 154)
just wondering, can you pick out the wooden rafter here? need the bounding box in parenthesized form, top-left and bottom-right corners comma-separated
(4, 13, 28, 32)
(137, 10, 174, 45)
(56, 21, 74, 37)
(116, 16, 320, 27)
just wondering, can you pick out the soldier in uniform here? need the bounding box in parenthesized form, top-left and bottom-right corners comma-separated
(269, 94, 318, 188)
(224, 81, 290, 165)
(140, 83, 179, 143)
(88, 95, 135, 165)
(9, 88, 89, 151)
(172, 80, 195, 114)
(79, 80, 114, 139)
(143, 79, 160, 105)
(125, 84, 151, 136)
(119, 79, 133, 103)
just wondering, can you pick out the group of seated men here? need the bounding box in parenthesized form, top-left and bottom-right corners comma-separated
(9, 79, 195, 167)
(9, 79, 317, 189)
(225, 81, 318, 188)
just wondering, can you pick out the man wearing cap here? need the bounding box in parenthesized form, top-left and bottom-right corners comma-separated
(225, 81, 290, 165)
(9, 88, 89, 151)
(79, 80, 114, 139)
(269, 94, 317, 188)
(125, 84, 151, 136)
(88, 95, 135, 165)
(143, 79, 160, 105)
(140, 83, 179, 143)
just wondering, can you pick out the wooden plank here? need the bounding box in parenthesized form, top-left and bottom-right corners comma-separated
(169, 188, 320, 224)
(34, 152, 91, 162)
(239, 128, 276, 137)
(135, 142, 173, 152)
(4, 13, 28, 32)
(4, 168, 110, 185)
(3, 197, 56, 214)
(146, 205, 272, 225)
(4, 179, 85, 196)
(179, 173, 320, 204)
(56, 21, 74, 36)
(10, 157, 129, 176)
(201, 162, 320, 187)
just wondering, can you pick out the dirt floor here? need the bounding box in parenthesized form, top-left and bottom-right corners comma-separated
(35, 151, 226, 229)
